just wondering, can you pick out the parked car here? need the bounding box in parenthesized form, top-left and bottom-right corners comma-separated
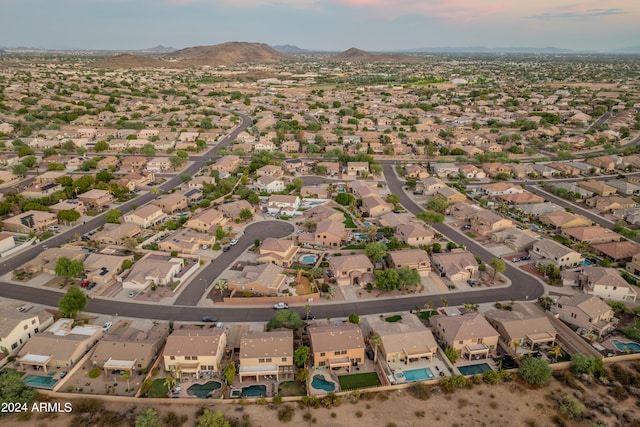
(520, 256, 531, 261)
(273, 302, 289, 310)
(230, 239, 239, 246)
(365, 348, 375, 361)
(202, 316, 218, 323)
(60, 371, 67, 379)
(128, 291, 138, 298)
(511, 258, 520, 263)
(223, 246, 231, 252)
(467, 279, 479, 287)
(102, 321, 113, 332)
(48, 226, 60, 232)
(85, 282, 97, 290)
(302, 313, 316, 320)
(80, 280, 91, 288)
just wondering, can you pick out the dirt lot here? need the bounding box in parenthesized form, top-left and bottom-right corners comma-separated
(9, 365, 640, 427)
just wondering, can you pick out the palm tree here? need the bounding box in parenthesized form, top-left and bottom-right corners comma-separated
(304, 303, 312, 319)
(369, 334, 382, 363)
(163, 373, 176, 394)
(549, 344, 564, 362)
(440, 297, 448, 307)
(512, 340, 521, 357)
(122, 370, 131, 391)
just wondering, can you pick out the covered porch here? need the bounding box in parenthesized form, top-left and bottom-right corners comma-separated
(102, 358, 136, 376)
(18, 353, 52, 373)
(525, 332, 556, 349)
(239, 364, 280, 383)
(328, 356, 353, 372)
(464, 343, 490, 360)
(403, 347, 434, 363)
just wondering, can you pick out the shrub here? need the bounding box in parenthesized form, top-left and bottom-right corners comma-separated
(88, 367, 101, 378)
(407, 382, 431, 400)
(277, 405, 295, 422)
(482, 370, 500, 385)
(272, 396, 283, 405)
(355, 411, 363, 418)
(472, 374, 483, 385)
(519, 356, 552, 386)
(559, 394, 585, 419)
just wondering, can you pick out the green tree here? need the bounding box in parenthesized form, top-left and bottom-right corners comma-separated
(0, 371, 37, 411)
(96, 170, 114, 182)
(387, 194, 400, 207)
(374, 269, 400, 290)
(239, 208, 253, 221)
(426, 195, 449, 213)
(105, 209, 122, 224)
(294, 345, 310, 368)
(519, 356, 552, 386)
(215, 225, 226, 240)
(94, 140, 109, 152)
(223, 361, 236, 387)
(196, 409, 231, 427)
(55, 257, 84, 285)
(169, 155, 186, 170)
(58, 286, 87, 318)
(364, 242, 387, 262)
(348, 313, 360, 324)
(397, 267, 421, 290)
(489, 258, 506, 281)
(335, 193, 354, 206)
(12, 164, 28, 177)
(444, 347, 459, 364)
(416, 210, 444, 225)
(57, 209, 80, 224)
(369, 334, 381, 363)
(21, 155, 37, 169)
(267, 310, 304, 330)
(135, 408, 161, 427)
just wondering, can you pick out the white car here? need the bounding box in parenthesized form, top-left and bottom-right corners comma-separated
(230, 239, 239, 246)
(128, 291, 138, 298)
(273, 302, 289, 310)
(48, 226, 60, 231)
(102, 321, 113, 332)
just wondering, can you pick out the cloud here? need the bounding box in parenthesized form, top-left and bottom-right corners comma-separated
(528, 8, 626, 20)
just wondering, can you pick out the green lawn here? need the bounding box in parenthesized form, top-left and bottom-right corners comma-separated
(385, 315, 402, 323)
(333, 207, 357, 229)
(418, 310, 437, 320)
(148, 378, 170, 398)
(338, 372, 381, 391)
(341, 244, 365, 250)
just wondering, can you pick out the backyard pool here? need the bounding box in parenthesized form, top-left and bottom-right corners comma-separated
(403, 368, 435, 382)
(311, 375, 335, 392)
(458, 363, 493, 376)
(363, 222, 372, 227)
(241, 384, 267, 398)
(299, 254, 318, 265)
(187, 381, 222, 398)
(612, 340, 640, 352)
(23, 372, 58, 389)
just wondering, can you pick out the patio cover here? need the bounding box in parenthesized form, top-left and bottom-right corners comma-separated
(103, 358, 136, 374)
(465, 343, 490, 357)
(403, 347, 434, 361)
(328, 356, 351, 369)
(239, 364, 279, 383)
(18, 353, 52, 372)
(526, 332, 556, 347)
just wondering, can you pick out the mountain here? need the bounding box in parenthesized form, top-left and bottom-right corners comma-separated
(164, 42, 292, 66)
(92, 54, 165, 69)
(271, 44, 311, 54)
(332, 47, 423, 63)
(610, 46, 640, 54)
(139, 45, 176, 53)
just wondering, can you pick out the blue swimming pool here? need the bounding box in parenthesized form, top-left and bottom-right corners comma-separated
(187, 381, 222, 398)
(612, 340, 640, 352)
(23, 373, 58, 389)
(299, 254, 318, 265)
(458, 363, 493, 376)
(241, 384, 267, 398)
(403, 368, 434, 382)
(311, 374, 335, 392)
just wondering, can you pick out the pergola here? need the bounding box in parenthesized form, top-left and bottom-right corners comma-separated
(239, 364, 279, 383)
(465, 343, 490, 360)
(403, 347, 434, 363)
(525, 332, 556, 349)
(328, 356, 352, 372)
(102, 358, 136, 376)
(18, 353, 52, 373)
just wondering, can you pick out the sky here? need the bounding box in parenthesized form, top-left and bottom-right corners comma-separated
(0, 0, 638, 51)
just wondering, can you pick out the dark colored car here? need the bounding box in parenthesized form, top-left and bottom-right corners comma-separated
(365, 348, 375, 361)
(85, 282, 97, 290)
(223, 246, 231, 252)
(202, 316, 218, 323)
(302, 313, 316, 320)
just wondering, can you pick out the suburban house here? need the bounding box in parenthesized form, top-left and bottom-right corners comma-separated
(256, 176, 286, 193)
(210, 155, 241, 176)
(405, 164, 430, 179)
(146, 157, 171, 172)
(478, 182, 524, 196)
(84, 253, 133, 286)
(163, 328, 227, 379)
(436, 187, 467, 205)
(577, 181, 617, 197)
(360, 195, 393, 218)
(123, 204, 167, 228)
(78, 189, 113, 208)
(97, 156, 119, 170)
(21, 247, 86, 275)
(419, 177, 448, 195)
(49, 199, 87, 216)
(431, 312, 499, 360)
(91, 223, 141, 245)
(591, 241, 640, 263)
(3, 210, 58, 233)
(458, 164, 486, 180)
(302, 204, 344, 223)
(186, 175, 216, 190)
(17, 318, 102, 372)
(267, 195, 300, 215)
(553, 294, 616, 337)
(299, 220, 347, 248)
(491, 228, 540, 252)
(430, 251, 479, 281)
(22, 183, 64, 199)
(256, 238, 300, 267)
(0, 303, 54, 355)
(368, 314, 438, 364)
(91, 323, 168, 376)
(158, 229, 217, 254)
(587, 196, 637, 213)
(626, 251, 640, 275)
(154, 193, 188, 214)
(539, 210, 592, 230)
(328, 254, 374, 286)
(119, 156, 148, 173)
(346, 161, 370, 176)
(186, 208, 227, 233)
(386, 249, 431, 274)
(469, 210, 514, 237)
(218, 200, 254, 220)
(560, 226, 622, 244)
(239, 330, 294, 383)
(256, 165, 283, 179)
(395, 223, 434, 246)
(308, 323, 365, 371)
(431, 163, 459, 178)
(0, 233, 15, 254)
(531, 239, 582, 269)
(485, 304, 557, 352)
(226, 263, 287, 294)
(498, 192, 545, 205)
(119, 254, 185, 291)
(579, 266, 638, 302)
(481, 162, 511, 178)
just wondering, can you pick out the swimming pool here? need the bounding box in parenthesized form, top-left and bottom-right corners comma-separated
(612, 340, 640, 352)
(187, 381, 222, 398)
(241, 384, 267, 398)
(299, 254, 318, 265)
(23, 373, 58, 389)
(458, 363, 492, 376)
(311, 375, 335, 392)
(403, 368, 434, 382)
(363, 222, 372, 227)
